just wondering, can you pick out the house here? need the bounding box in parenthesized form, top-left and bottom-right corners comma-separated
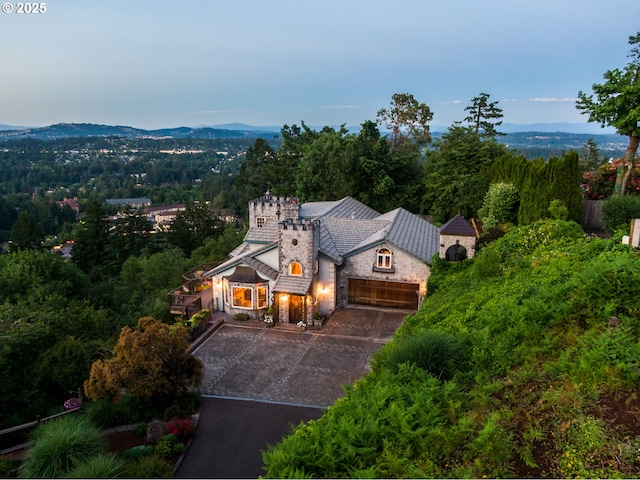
(202, 194, 475, 326)
(145, 204, 186, 230)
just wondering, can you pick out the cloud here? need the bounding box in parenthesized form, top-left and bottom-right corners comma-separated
(320, 105, 359, 109)
(528, 97, 577, 103)
(436, 100, 463, 105)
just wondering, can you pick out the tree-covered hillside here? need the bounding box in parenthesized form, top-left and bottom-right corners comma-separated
(263, 221, 640, 478)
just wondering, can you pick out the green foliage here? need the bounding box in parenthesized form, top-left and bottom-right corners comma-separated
(64, 453, 125, 479)
(135, 422, 148, 437)
(19, 414, 106, 478)
(601, 194, 640, 232)
(423, 125, 509, 222)
(491, 152, 583, 225)
(122, 454, 173, 478)
(478, 182, 519, 228)
(267, 220, 640, 478)
(84, 317, 203, 415)
(0, 458, 20, 477)
(167, 202, 225, 257)
(154, 434, 177, 459)
(463, 92, 504, 137)
(374, 329, 468, 380)
(376, 92, 433, 151)
(121, 445, 155, 462)
(548, 199, 569, 220)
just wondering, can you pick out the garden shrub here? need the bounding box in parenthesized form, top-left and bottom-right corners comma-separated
(165, 416, 195, 443)
(123, 454, 173, 478)
(19, 414, 106, 478)
(0, 458, 20, 477)
(64, 453, 125, 478)
(374, 329, 467, 380)
(135, 422, 148, 437)
(601, 195, 640, 233)
(121, 445, 155, 462)
(478, 182, 519, 229)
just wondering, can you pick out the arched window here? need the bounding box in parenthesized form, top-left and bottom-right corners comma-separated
(377, 248, 392, 269)
(289, 261, 303, 276)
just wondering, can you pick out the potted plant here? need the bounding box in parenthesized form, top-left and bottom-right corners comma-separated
(264, 305, 274, 327)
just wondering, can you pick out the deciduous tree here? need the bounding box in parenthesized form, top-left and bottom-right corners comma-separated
(377, 93, 433, 152)
(576, 32, 640, 195)
(83, 316, 203, 405)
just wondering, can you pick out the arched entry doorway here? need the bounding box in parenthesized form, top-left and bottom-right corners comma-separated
(445, 243, 467, 261)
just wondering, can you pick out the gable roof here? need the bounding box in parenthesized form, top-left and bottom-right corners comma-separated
(300, 196, 380, 220)
(205, 243, 278, 279)
(440, 214, 476, 236)
(344, 208, 440, 263)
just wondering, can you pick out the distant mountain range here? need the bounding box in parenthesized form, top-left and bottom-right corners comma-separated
(0, 123, 279, 141)
(0, 123, 628, 157)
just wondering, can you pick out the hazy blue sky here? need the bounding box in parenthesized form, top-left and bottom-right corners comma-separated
(1, 0, 639, 130)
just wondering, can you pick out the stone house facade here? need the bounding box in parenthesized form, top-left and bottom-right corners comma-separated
(204, 195, 475, 326)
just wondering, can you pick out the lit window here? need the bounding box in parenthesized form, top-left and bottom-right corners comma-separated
(232, 287, 253, 308)
(256, 217, 266, 228)
(377, 248, 392, 269)
(257, 286, 268, 309)
(289, 261, 302, 276)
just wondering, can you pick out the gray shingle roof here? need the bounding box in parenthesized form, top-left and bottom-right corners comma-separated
(244, 219, 279, 244)
(273, 275, 312, 295)
(320, 196, 381, 220)
(385, 208, 441, 262)
(319, 218, 389, 262)
(204, 244, 278, 278)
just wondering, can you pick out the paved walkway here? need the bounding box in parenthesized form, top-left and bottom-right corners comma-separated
(175, 307, 408, 478)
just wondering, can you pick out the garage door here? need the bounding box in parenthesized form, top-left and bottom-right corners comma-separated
(347, 278, 419, 310)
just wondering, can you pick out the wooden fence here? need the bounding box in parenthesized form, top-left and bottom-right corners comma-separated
(0, 408, 81, 455)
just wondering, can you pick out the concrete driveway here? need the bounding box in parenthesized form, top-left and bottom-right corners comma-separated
(191, 307, 407, 407)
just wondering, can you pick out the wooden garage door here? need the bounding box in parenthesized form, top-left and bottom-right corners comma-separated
(347, 278, 419, 310)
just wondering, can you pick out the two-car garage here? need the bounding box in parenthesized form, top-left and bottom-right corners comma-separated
(347, 278, 419, 310)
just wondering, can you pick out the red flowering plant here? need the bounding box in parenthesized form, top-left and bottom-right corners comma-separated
(582, 159, 640, 200)
(164, 417, 195, 443)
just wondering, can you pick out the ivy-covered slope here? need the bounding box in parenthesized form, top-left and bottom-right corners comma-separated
(263, 220, 640, 478)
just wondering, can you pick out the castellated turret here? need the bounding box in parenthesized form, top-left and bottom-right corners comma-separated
(278, 218, 318, 278)
(248, 194, 300, 229)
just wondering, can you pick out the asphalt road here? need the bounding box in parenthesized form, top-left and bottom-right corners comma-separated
(174, 397, 324, 478)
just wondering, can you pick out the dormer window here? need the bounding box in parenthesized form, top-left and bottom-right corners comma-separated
(377, 248, 392, 269)
(289, 261, 302, 276)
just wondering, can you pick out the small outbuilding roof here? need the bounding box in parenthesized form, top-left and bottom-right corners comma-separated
(440, 214, 476, 237)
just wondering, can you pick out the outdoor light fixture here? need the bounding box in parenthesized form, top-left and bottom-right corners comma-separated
(280, 294, 289, 301)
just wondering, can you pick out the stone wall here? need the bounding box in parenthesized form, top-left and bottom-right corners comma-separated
(278, 219, 317, 277)
(335, 244, 429, 308)
(248, 195, 300, 229)
(439, 234, 476, 259)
